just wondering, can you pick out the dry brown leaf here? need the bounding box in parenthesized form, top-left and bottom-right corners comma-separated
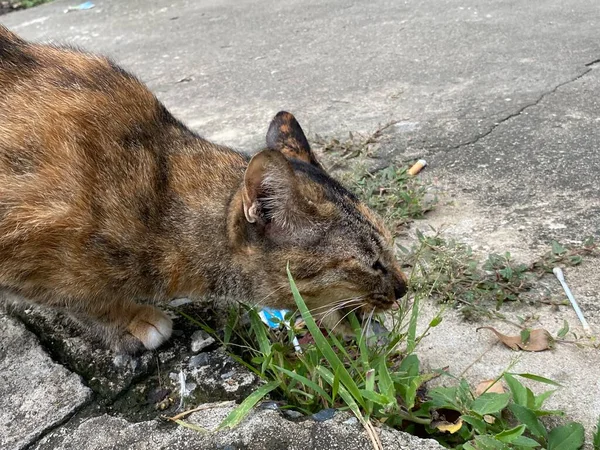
(475, 379, 505, 396)
(521, 329, 555, 351)
(483, 415, 496, 424)
(434, 418, 463, 434)
(477, 327, 554, 352)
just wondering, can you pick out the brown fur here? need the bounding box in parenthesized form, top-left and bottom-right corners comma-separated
(0, 26, 406, 353)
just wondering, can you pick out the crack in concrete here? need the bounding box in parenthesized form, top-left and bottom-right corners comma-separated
(7, 315, 97, 450)
(449, 65, 594, 150)
(21, 394, 94, 450)
(585, 58, 600, 67)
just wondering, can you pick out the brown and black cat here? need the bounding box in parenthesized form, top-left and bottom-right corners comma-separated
(0, 26, 406, 353)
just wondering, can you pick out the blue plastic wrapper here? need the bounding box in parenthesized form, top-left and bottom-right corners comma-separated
(259, 307, 302, 352)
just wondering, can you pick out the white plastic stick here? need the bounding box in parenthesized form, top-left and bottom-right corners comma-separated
(553, 267, 591, 332)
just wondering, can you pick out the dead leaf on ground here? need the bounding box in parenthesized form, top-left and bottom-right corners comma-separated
(475, 379, 505, 396)
(477, 327, 554, 352)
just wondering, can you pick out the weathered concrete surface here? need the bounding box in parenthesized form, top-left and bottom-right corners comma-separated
(32, 403, 445, 450)
(10, 304, 155, 401)
(2, 0, 600, 448)
(0, 314, 92, 450)
(5, 301, 261, 423)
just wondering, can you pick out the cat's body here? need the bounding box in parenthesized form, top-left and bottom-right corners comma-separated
(0, 26, 406, 353)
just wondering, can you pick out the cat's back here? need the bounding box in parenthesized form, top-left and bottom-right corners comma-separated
(0, 25, 173, 151)
(0, 26, 217, 299)
(0, 25, 177, 232)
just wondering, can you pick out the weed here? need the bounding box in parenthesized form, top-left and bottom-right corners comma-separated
(177, 267, 588, 450)
(313, 121, 398, 160)
(313, 126, 437, 232)
(399, 230, 598, 320)
(344, 165, 437, 232)
(6, 0, 53, 10)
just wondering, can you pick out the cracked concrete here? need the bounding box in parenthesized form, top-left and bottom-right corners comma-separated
(2, 0, 600, 448)
(449, 65, 594, 150)
(0, 314, 92, 450)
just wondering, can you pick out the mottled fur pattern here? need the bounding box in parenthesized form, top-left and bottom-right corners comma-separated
(0, 26, 406, 353)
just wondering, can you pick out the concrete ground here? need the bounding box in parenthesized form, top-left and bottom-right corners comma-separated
(1, 0, 599, 448)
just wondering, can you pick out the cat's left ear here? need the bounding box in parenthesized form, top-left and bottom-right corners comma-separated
(266, 111, 322, 168)
(241, 149, 309, 229)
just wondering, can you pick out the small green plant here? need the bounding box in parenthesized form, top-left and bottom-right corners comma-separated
(345, 166, 437, 232)
(13, 0, 52, 9)
(177, 268, 588, 450)
(313, 125, 437, 233)
(401, 230, 597, 320)
(174, 133, 597, 448)
(594, 415, 600, 450)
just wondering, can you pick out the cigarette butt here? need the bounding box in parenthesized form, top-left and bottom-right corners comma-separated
(408, 159, 427, 176)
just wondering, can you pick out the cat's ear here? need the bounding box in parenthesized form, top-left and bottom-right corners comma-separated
(266, 111, 321, 168)
(242, 149, 308, 229)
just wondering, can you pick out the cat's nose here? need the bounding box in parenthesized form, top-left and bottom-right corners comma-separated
(393, 275, 407, 300)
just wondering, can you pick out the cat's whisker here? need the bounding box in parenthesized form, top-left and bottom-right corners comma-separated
(331, 303, 365, 333)
(360, 307, 375, 344)
(317, 298, 365, 323)
(241, 285, 288, 311)
(260, 285, 287, 303)
(307, 295, 368, 315)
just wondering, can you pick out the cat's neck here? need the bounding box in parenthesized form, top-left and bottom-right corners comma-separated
(156, 137, 255, 302)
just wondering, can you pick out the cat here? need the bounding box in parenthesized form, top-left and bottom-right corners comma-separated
(0, 26, 407, 353)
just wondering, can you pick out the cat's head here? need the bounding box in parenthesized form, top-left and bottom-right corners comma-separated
(233, 111, 407, 330)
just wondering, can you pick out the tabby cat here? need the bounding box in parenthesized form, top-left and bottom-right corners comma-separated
(0, 26, 406, 353)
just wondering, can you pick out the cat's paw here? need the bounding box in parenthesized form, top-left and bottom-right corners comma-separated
(126, 305, 173, 351)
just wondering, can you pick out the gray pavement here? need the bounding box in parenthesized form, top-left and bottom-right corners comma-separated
(1, 0, 600, 448)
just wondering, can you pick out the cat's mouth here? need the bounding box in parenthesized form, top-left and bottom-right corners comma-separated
(364, 293, 398, 312)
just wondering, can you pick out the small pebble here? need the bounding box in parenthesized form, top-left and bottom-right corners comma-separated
(220, 370, 235, 380)
(259, 401, 279, 410)
(283, 410, 304, 419)
(312, 408, 336, 422)
(190, 330, 216, 353)
(169, 298, 192, 307)
(188, 353, 210, 368)
(343, 417, 359, 426)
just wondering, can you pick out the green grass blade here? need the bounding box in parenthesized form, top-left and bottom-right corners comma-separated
(224, 307, 239, 345)
(273, 365, 333, 404)
(177, 310, 217, 334)
(511, 373, 562, 387)
(287, 266, 366, 409)
(328, 333, 363, 380)
(594, 415, 600, 450)
(248, 308, 272, 357)
(316, 365, 366, 424)
(348, 312, 370, 370)
(173, 419, 209, 433)
(377, 358, 396, 401)
(406, 296, 420, 353)
(218, 381, 279, 430)
(360, 389, 393, 406)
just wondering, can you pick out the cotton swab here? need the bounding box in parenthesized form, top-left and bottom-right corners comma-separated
(553, 267, 591, 332)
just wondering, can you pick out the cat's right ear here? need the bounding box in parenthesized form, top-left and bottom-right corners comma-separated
(241, 149, 305, 227)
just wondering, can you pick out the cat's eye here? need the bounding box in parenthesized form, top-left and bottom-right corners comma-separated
(372, 259, 387, 275)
